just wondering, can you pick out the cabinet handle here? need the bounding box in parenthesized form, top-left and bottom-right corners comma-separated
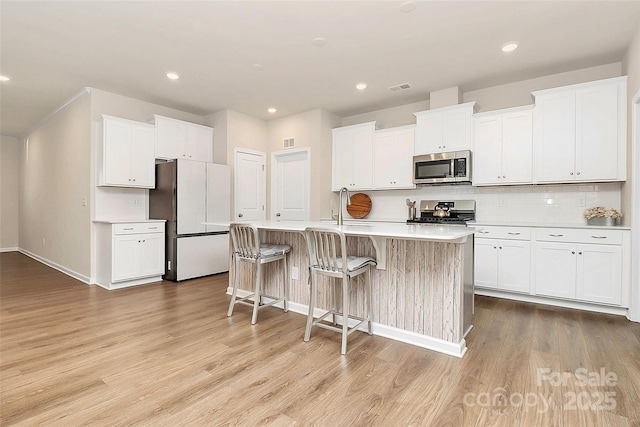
(493, 246, 497, 249)
(497, 176, 501, 179)
(478, 231, 490, 234)
(238, 213, 244, 218)
(571, 251, 575, 254)
(570, 172, 574, 176)
(576, 172, 581, 176)
(132, 179, 136, 182)
(590, 236, 607, 239)
(507, 232, 520, 235)
(123, 228, 134, 230)
(578, 251, 582, 255)
(499, 246, 502, 249)
(502, 175, 506, 178)
(549, 234, 563, 237)
(148, 226, 158, 229)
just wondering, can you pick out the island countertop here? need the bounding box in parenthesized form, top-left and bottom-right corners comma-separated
(204, 220, 477, 243)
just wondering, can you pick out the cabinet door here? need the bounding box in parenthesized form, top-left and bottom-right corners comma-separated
(350, 127, 374, 190)
(113, 234, 141, 281)
(156, 118, 188, 160)
(575, 84, 619, 181)
(497, 240, 531, 293)
(373, 128, 415, 189)
(442, 108, 472, 152)
(332, 128, 354, 190)
(187, 125, 214, 162)
(130, 126, 156, 188)
(472, 115, 502, 185)
(501, 110, 533, 184)
(534, 93, 576, 182)
(138, 233, 165, 278)
(474, 238, 498, 288)
(414, 113, 443, 155)
(576, 244, 622, 305)
(332, 123, 373, 191)
(534, 242, 576, 299)
(103, 119, 134, 186)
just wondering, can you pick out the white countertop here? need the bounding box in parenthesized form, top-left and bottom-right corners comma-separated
(93, 219, 166, 224)
(203, 220, 476, 242)
(470, 221, 630, 231)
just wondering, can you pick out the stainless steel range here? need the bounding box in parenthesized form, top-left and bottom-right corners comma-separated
(407, 200, 475, 226)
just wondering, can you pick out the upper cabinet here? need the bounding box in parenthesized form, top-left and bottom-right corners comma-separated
(372, 125, 416, 190)
(532, 77, 627, 183)
(414, 102, 477, 155)
(97, 115, 156, 189)
(332, 122, 375, 191)
(473, 106, 533, 186)
(151, 115, 214, 162)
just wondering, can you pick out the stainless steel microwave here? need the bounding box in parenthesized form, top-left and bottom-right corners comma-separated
(413, 150, 472, 185)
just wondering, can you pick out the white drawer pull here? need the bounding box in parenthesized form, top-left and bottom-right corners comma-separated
(507, 232, 521, 235)
(123, 227, 134, 230)
(549, 234, 563, 237)
(478, 231, 490, 234)
(148, 227, 158, 229)
(590, 236, 607, 239)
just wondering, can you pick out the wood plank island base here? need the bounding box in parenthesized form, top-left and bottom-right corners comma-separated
(211, 221, 476, 357)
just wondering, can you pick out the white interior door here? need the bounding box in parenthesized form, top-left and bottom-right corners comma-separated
(271, 149, 310, 221)
(234, 149, 266, 221)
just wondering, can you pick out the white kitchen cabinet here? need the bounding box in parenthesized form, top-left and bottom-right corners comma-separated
(414, 102, 476, 155)
(97, 115, 156, 189)
(534, 228, 625, 305)
(95, 221, 165, 290)
(152, 115, 214, 162)
(332, 122, 375, 191)
(372, 125, 416, 189)
(474, 227, 531, 294)
(533, 77, 626, 183)
(473, 107, 533, 186)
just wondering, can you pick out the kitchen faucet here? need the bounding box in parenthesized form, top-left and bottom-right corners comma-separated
(337, 187, 351, 225)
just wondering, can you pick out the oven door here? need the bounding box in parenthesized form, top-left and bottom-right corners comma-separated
(413, 154, 454, 184)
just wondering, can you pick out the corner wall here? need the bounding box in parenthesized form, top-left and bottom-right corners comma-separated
(1, 136, 20, 250)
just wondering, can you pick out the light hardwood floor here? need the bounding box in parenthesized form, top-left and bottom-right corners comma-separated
(1, 251, 639, 426)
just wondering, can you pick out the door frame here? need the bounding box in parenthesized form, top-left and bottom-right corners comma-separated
(630, 89, 640, 322)
(233, 148, 266, 221)
(270, 147, 311, 221)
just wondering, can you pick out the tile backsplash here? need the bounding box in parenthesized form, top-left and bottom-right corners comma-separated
(348, 183, 622, 225)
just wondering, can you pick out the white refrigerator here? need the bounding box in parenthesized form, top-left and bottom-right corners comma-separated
(149, 160, 230, 281)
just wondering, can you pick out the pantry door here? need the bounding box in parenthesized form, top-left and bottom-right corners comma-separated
(234, 149, 266, 221)
(271, 148, 310, 221)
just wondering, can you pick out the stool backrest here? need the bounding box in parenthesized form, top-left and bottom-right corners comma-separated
(229, 223, 260, 259)
(305, 227, 347, 273)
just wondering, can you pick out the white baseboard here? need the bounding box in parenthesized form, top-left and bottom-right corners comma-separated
(95, 276, 163, 290)
(475, 288, 629, 318)
(19, 249, 92, 284)
(1, 247, 19, 253)
(227, 287, 467, 358)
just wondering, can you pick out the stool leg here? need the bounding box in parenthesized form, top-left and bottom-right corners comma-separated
(341, 275, 350, 355)
(251, 261, 262, 325)
(304, 272, 316, 342)
(227, 256, 239, 317)
(283, 255, 289, 313)
(332, 280, 338, 326)
(366, 266, 373, 335)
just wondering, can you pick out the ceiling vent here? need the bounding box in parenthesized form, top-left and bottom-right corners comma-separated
(389, 83, 411, 92)
(283, 137, 295, 148)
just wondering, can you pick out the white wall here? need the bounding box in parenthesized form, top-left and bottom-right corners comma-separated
(20, 92, 92, 279)
(1, 135, 20, 250)
(341, 100, 429, 129)
(622, 26, 640, 227)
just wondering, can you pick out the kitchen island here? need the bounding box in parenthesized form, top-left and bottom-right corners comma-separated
(208, 220, 476, 357)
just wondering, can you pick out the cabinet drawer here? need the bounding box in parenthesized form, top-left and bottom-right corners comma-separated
(474, 226, 531, 240)
(535, 228, 623, 245)
(114, 223, 165, 235)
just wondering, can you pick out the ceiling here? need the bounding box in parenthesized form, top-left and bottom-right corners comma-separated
(1, 1, 639, 138)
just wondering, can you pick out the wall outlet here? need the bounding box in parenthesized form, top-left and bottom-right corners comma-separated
(81, 197, 87, 206)
(291, 267, 299, 280)
(577, 196, 586, 207)
(42, 238, 45, 246)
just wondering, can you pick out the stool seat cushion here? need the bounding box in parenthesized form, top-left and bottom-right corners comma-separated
(259, 244, 291, 257)
(312, 255, 376, 272)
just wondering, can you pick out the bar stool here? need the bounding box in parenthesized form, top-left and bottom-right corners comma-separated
(228, 223, 290, 325)
(303, 227, 376, 354)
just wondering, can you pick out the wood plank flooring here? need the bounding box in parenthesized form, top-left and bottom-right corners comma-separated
(1, 251, 639, 426)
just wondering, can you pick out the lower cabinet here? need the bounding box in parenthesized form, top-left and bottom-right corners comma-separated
(95, 221, 166, 289)
(474, 228, 531, 293)
(474, 225, 629, 311)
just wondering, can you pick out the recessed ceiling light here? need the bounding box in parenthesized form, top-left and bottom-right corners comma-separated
(400, 0, 417, 13)
(311, 37, 326, 47)
(252, 64, 264, 71)
(0, 75, 10, 81)
(501, 41, 519, 53)
(356, 83, 367, 90)
(268, 107, 277, 113)
(166, 72, 180, 80)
